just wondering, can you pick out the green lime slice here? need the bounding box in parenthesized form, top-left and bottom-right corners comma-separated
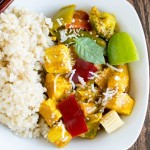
(107, 32, 139, 65)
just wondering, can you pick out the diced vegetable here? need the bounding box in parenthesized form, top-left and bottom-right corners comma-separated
(39, 99, 62, 126)
(79, 102, 97, 117)
(67, 19, 92, 30)
(66, 10, 92, 30)
(107, 32, 139, 65)
(80, 113, 102, 139)
(100, 110, 124, 134)
(45, 74, 72, 101)
(87, 113, 102, 124)
(45, 45, 72, 74)
(57, 94, 88, 137)
(95, 68, 112, 91)
(80, 122, 99, 139)
(105, 93, 135, 115)
(47, 121, 72, 148)
(73, 10, 89, 20)
(52, 5, 75, 30)
(53, 29, 106, 48)
(72, 58, 98, 83)
(75, 81, 99, 102)
(108, 65, 129, 92)
(89, 7, 116, 40)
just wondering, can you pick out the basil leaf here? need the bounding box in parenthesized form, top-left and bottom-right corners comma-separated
(74, 37, 105, 64)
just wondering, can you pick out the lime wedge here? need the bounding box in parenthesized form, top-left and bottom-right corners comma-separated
(107, 32, 139, 65)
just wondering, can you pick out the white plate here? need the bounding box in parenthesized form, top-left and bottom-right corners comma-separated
(0, 0, 149, 150)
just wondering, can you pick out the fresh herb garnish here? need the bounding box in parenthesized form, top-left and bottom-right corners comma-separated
(74, 37, 105, 64)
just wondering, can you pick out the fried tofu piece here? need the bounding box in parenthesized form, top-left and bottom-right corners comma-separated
(47, 122, 72, 148)
(45, 74, 72, 101)
(95, 68, 112, 91)
(79, 102, 97, 117)
(105, 93, 135, 115)
(39, 99, 62, 126)
(100, 110, 124, 134)
(108, 65, 129, 92)
(45, 45, 72, 74)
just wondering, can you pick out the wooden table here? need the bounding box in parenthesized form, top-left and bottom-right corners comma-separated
(127, 0, 150, 150)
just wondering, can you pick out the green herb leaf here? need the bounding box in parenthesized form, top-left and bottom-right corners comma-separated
(74, 37, 105, 64)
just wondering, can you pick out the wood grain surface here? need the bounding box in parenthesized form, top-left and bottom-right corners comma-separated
(127, 0, 150, 150)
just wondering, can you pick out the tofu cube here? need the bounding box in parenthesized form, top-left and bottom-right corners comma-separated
(47, 122, 72, 148)
(45, 74, 72, 101)
(39, 99, 62, 126)
(45, 45, 72, 74)
(79, 102, 97, 117)
(95, 68, 112, 91)
(108, 65, 129, 92)
(105, 93, 135, 115)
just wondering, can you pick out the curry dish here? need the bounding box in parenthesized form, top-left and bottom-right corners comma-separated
(39, 5, 139, 147)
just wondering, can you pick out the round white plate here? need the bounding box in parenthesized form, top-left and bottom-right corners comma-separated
(0, 0, 149, 150)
